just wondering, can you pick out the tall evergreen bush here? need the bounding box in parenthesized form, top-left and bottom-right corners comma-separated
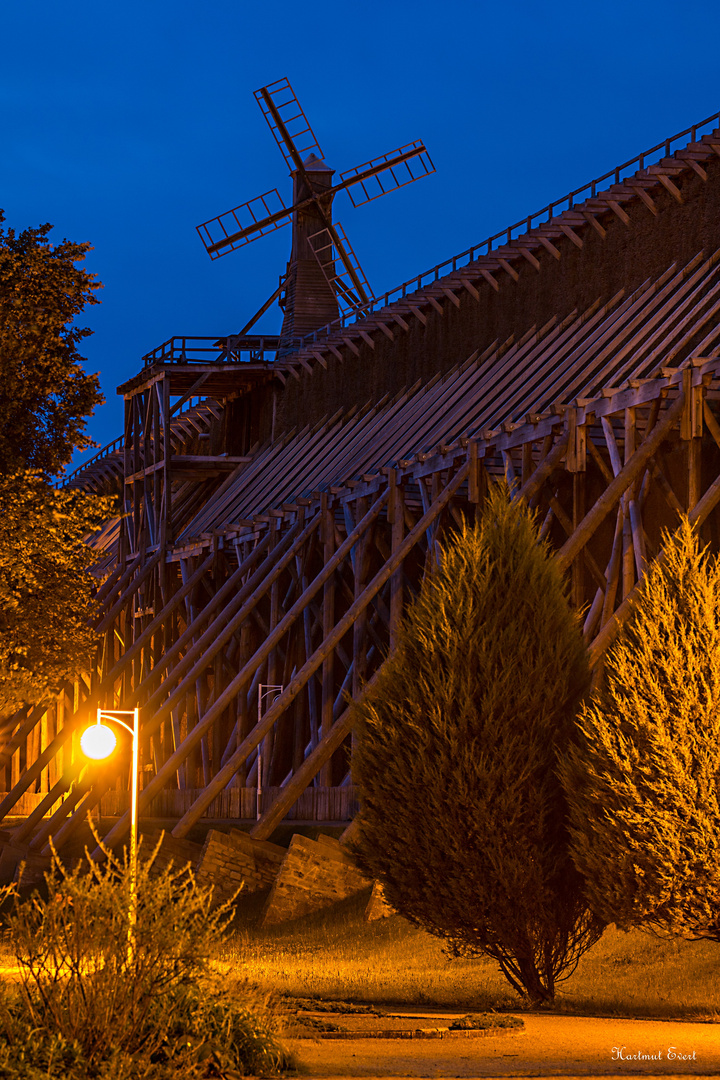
(350, 485, 603, 1004)
(562, 517, 720, 939)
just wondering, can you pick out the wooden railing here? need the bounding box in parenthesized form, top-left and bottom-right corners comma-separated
(298, 109, 720, 345)
(141, 334, 282, 367)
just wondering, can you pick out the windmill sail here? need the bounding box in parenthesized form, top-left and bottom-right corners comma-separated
(339, 141, 435, 207)
(197, 189, 290, 259)
(254, 77, 324, 172)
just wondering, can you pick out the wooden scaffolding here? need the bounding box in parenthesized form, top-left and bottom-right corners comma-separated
(4, 114, 720, 872)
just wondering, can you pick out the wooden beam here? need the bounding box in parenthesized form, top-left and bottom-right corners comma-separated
(555, 392, 685, 576)
(250, 674, 381, 840)
(479, 268, 500, 291)
(498, 258, 519, 281)
(537, 236, 561, 260)
(627, 185, 658, 216)
(656, 173, 684, 204)
(678, 155, 707, 181)
(582, 212, 606, 239)
(169, 463, 470, 839)
(519, 247, 541, 270)
(588, 460, 720, 666)
(517, 433, 568, 505)
(607, 200, 631, 225)
(95, 551, 163, 635)
(559, 225, 583, 249)
(95, 492, 390, 854)
(341, 336, 361, 357)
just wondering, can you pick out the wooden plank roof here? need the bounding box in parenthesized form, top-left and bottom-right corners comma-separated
(177, 250, 720, 542)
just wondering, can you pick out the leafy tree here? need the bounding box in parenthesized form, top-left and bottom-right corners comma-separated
(349, 484, 603, 1005)
(561, 516, 720, 939)
(0, 472, 113, 715)
(0, 210, 110, 716)
(0, 210, 103, 476)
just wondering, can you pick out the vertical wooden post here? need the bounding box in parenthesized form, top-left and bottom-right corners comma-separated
(235, 621, 253, 787)
(162, 376, 172, 546)
(262, 519, 282, 788)
(319, 493, 335, 787)
(133, 395, 142, 550)
(682, 368, 704, 512)
(352, 497, 370, 703)
(622, 407, 636, 599)
(521, 439, 533, 487)
(389, 471, 404, 652)
(566, 408, 587, 610)
(152, 384, 162, 546)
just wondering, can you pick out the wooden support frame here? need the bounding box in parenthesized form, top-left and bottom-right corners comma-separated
(5, 351, 720, 847)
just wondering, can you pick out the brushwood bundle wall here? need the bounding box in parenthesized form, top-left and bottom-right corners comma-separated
(271, 157, 720, 439)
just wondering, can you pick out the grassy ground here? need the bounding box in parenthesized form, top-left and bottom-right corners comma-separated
(219, 890, 720, 1020)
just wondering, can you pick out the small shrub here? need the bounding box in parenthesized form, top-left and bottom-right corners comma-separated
(0, 831, 290, 1077)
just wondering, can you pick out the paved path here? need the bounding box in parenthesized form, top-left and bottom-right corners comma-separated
(287, 1013, 720, 1078)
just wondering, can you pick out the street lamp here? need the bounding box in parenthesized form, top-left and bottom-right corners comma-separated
(81, 707, 139, 964)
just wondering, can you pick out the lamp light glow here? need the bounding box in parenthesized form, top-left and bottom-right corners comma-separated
(80, 723, 117, 760)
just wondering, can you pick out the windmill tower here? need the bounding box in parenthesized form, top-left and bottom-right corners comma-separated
(197, 78, 435, 352)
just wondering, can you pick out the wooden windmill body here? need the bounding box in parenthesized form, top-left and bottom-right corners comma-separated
(280, 154, 339, 348)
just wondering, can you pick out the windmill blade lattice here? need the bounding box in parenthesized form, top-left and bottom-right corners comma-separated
(339, 140, 435, 207)
(254, 77, 324, 172)
(196, 77, 435, 344)
(197, 189, 289, 259)
(308, 223, 372, 314)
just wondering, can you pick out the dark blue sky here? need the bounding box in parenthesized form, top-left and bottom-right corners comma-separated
(4, 0, 720, 473)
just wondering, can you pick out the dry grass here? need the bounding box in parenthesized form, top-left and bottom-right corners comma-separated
(219, 891, 720, 1020)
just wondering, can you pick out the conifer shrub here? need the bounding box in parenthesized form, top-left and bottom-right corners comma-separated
(350, 484, 603, 1005)
(561, 516, 720, 939)
(0, 833, 290, 1078)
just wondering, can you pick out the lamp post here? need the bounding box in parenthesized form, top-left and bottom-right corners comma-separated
(80, 707, 139, 965)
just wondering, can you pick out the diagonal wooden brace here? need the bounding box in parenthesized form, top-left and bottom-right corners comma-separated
(93, 491, 391, 856)
(170, 462, 469, 840)
(555, 392, 685, 577)
(588, 459, 720, 667)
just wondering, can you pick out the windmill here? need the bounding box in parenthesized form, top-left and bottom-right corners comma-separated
(197, 77, 435, 352)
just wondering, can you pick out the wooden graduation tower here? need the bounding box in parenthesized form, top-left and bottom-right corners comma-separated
(4, 96, 720, 878)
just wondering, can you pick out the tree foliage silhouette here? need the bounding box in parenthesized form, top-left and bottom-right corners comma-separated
(0, 211, 111, 715)
(350, 484, 603, 1005)
(0, 210, 102, 476)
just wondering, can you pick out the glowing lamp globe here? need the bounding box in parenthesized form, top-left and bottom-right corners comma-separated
(81, 723, 117, 760)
